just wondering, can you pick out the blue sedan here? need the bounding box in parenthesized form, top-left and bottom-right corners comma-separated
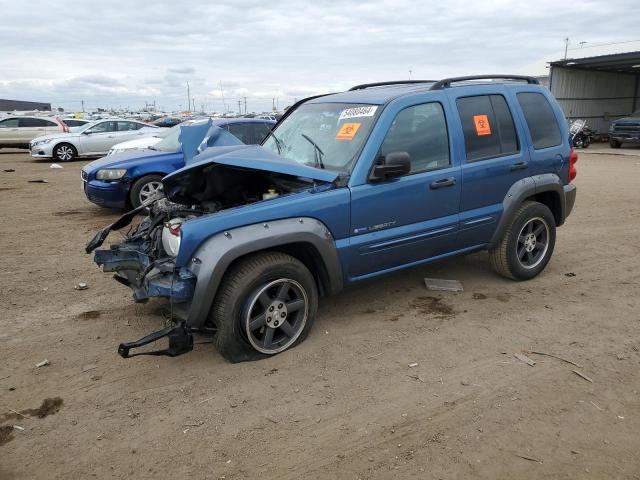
(81, 118, 275, 209)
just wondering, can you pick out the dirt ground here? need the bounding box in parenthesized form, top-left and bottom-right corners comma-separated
(1, 147, 639, 480)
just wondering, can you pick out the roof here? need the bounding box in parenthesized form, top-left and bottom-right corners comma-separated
(210, 117, 275, 125)
(308, 83, 437, 105)
(550, 51, 640, 74)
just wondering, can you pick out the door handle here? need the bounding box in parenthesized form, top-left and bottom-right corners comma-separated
(510, 161, 528, 171)
(430, 177, 456, 189)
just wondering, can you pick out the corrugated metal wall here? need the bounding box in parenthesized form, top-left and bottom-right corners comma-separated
(550, 67, 639, 133)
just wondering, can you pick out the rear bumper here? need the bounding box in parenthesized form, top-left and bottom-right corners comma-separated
(84, 179, 130, 209)
(564, 184, 576, 220)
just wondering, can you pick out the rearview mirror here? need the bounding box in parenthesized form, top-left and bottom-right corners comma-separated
(369, 151, 411, 181)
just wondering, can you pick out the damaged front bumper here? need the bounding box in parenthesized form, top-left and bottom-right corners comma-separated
(94, 245, 196, 304)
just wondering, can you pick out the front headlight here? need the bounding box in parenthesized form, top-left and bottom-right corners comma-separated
(33, 139, 52, 146)
(96, 169, 127, 180)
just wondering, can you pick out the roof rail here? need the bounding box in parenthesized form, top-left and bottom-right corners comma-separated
(429, 75, 539, 90)
(349, 80, 436, 91)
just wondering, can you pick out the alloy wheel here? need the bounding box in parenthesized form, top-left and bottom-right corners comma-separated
(56, 145, 74, 161)
(138, 181, 162, 204)
(516, 217, 550, 269)
(244, 278, 308, 354)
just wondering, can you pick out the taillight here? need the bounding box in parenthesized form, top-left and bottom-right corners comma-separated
(56, 116, 69, 133)
(568, 148, 578, 182)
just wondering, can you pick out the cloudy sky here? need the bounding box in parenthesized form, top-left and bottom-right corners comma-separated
(1, 0, 638, 113)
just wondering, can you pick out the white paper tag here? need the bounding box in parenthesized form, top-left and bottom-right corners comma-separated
(339, 106, 377, 121)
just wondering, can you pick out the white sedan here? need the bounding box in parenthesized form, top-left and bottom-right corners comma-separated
(29, 119, 162, 162)
(107, 127, 173, 155)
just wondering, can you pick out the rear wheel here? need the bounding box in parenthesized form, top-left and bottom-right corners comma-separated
(609, 138, 621, 148)
(210, 252, 318, 363)
(53, 143, 76, 162)
(129, 174, 163, 208)
(489, 201, 556, 280)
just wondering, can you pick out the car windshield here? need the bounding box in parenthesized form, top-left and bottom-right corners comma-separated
(152, 120, 204, 152)
(262, 102, 379, 172)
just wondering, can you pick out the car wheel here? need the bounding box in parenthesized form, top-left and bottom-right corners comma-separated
(489, 201, 556, 281)
(53, 143, 76, 162)
(129, 174, 163, 208)
(609, 138, 621, 148)
(211, 252, 318, 363)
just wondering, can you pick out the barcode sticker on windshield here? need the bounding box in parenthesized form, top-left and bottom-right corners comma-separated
(339, 106, 377, 121)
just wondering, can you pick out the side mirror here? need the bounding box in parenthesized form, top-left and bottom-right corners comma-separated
(83, 130, 92, 135)
(369, 151, 411, 181)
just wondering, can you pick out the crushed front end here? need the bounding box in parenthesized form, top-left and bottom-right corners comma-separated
(87, 195, 206, 358)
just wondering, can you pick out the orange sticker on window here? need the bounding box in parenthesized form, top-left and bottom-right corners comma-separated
(336, 122, 361, 141)
(473, 115, 491, 136)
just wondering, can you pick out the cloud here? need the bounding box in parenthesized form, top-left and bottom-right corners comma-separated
(167, 67, 196, 75)
(0, 0, 636, 112)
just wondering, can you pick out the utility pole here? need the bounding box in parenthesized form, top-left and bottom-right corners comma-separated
(219, 81, 227, 113)
(192, 99, 196, 112)
(238, 99, 242, 114)
(409, 69, 412, 79)
(272, 98, 275, 112)
(244, 96, 247, 114)
(81, 100, 85, 113)
(563, 38, 570, 59)
(186, 81, 191, 112)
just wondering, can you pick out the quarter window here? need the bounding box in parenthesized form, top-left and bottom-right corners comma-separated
(517, 92, 562, 149)
(456, 95, 519, 161)
(379, 102, 450, 174)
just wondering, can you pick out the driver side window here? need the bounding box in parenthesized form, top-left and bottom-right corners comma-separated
(379, 102, 450, 174)
(87, 121, 117, 134)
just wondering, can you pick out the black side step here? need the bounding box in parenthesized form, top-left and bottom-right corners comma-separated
(118, 322, 194, 358)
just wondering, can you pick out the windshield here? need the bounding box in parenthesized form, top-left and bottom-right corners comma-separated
(263, 102, 379, 172)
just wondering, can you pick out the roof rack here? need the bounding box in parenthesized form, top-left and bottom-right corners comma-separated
(348, 80, 436, 91)
(429, 75, 539, 90)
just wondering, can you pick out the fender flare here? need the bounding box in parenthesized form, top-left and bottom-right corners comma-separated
(184, 217, 343, 328)
(488, 174, 565, 249)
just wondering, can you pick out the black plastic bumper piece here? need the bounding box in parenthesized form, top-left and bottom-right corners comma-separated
(118, 322, 194, 358)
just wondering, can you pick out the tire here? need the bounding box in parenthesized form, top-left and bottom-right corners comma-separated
(610, 138, 621, 148)
(489, 201, 556, 281)
(210, 251, 318, 363)
(53, 143, 77, 162)
(129, 174, 164, 208)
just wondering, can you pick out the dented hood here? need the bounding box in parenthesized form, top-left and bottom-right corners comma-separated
(165, 145, 340, 185)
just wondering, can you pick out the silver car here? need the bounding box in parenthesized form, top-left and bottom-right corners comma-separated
(30, 118, 161, 162)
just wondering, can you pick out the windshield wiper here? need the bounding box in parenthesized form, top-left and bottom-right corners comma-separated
(264, 130, 283, 154)
(300, 133, 325, 169)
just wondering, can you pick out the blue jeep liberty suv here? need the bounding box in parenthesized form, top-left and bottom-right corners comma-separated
(87, 75, 577, 362)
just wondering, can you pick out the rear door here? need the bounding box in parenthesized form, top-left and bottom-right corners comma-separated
(448, 88, 531, 248)
(18, 117, 55, 143)
(348, 100, 461, 278)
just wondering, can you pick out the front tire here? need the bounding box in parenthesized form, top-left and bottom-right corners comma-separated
(489, 201, 556, 281)
(210, 252, 318, 363)
(610, 138, 621, 148)
(129, 174, 163, 208)
(53, 143, 76, 162)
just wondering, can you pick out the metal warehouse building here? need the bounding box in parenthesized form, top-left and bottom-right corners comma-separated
(0, 99, 51, 111)
(549, 51, 640, 134)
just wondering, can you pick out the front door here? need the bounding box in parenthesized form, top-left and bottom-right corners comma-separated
(78, 121, 118, 154)
(348, 101, 461, 279)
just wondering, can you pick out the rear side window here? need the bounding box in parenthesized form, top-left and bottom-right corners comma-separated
(517, 92, 562, 149)
(456, 95, 519, 161)
(253, 123, 274, 143)
(117, 121, 143, 131)
(227, 123, 252, 144)
(19, 118, 57, 127)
